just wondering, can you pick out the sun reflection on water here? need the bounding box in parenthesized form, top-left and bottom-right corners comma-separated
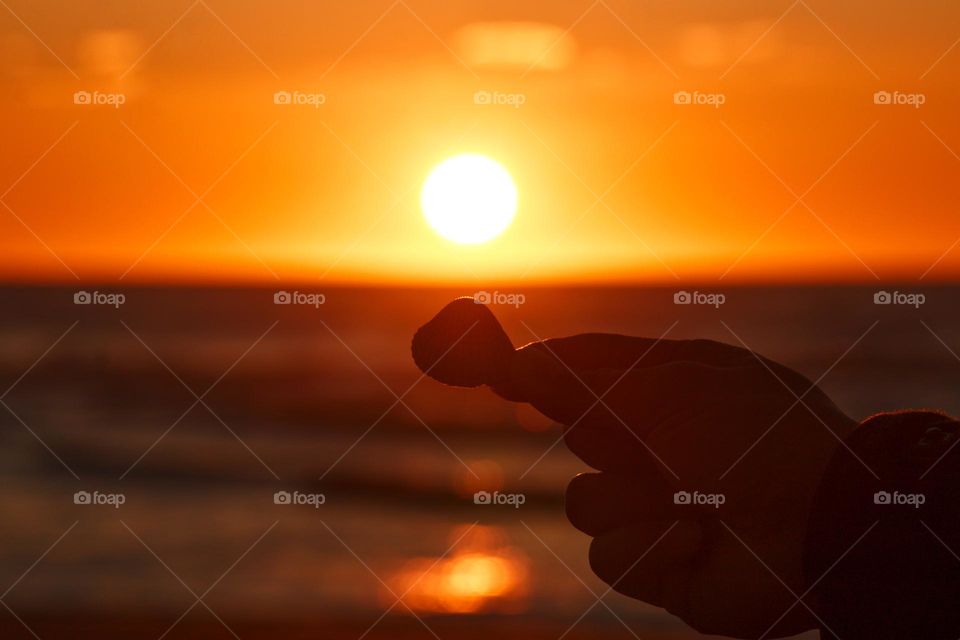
(384, 525, 529, 614)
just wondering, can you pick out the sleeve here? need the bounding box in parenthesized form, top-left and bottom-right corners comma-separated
(803, 410, 960, 639)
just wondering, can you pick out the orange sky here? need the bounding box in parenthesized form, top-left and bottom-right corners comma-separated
(2, 0, 960, 284)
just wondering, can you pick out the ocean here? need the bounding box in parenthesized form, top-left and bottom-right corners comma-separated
(1, 284, 953, 638)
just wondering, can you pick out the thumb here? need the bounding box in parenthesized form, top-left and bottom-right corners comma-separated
(491, 342, 619, 426)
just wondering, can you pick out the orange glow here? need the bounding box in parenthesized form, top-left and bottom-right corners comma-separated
(2, 2, 960, 283)
(384, 525, 529, 614)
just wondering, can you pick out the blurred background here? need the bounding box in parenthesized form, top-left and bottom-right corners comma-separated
(2, 0, 960, 638)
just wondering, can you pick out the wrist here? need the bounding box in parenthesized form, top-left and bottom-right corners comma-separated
(803, 410, 960, 638)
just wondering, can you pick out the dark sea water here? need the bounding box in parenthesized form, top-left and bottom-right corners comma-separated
(2, 284, 956, 639)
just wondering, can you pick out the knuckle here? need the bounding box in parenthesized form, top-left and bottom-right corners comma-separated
(564, 472, 600, 526)
(587, 535, 618, 584)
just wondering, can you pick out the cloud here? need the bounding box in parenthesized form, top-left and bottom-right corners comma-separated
(677, 20, 784, 69)
(455, 21, 576, 71)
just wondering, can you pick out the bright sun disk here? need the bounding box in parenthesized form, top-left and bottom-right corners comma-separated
(421, 154, 517, 244)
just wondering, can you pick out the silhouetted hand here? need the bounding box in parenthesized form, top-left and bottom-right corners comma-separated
(498, 334, 857, 639)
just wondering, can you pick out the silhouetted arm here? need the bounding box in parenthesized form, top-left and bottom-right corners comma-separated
(413, 300, 960, 637)
(804, 410, 960, 639)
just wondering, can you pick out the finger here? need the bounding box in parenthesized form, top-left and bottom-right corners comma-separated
(492, 335, 748, 408)
(589, 520, 702, 611)
(582, 362, 724, 434)
(556, 365, 722, 480)
(503, 350, 683, 427)
(496, 344, 615, 424)
(566, 472, 678, 536)
(563, 425, 659, 472)
(536, 362, 719, 435)
(521, 335, 751, 374)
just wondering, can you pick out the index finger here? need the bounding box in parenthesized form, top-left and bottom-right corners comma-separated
(520, 333, 750, 374)
(492, 332, 745, 411)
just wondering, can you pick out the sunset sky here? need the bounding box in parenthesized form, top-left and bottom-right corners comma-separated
(2, 0, 960, 283)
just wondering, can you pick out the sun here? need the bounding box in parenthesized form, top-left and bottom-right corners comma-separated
(421, 154, 518, 244)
